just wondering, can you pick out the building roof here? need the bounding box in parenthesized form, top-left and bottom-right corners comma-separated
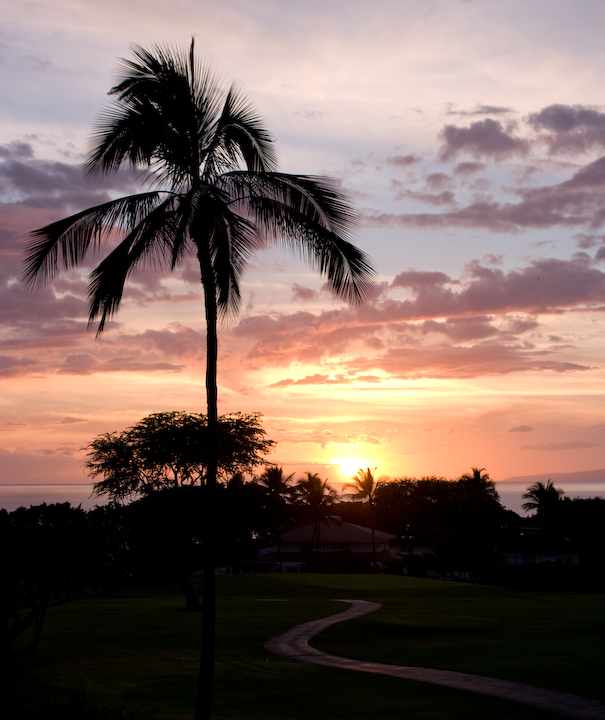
(280, 518, 396, 543)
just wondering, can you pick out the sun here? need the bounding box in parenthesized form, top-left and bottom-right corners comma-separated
(334, 458, 372, 480)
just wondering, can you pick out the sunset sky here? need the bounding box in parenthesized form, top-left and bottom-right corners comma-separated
(1, 0, 605, 487)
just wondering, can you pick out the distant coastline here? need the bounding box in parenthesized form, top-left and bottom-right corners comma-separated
(502, 467, 605, 484)
(1, 479, 604, 515)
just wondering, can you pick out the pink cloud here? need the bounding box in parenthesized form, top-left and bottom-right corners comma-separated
(506, 425, 534, 433)
(348, 341, 589, 380)
(0, 353, 40, 377)
(268, 372, 367, 388)
(277, 426, 385, 450)
(56, 352, 184, 375)
(0, 445, 84, 483)
(113, 324, 206, 360)
(224, 254, 603, 380)
(521, 441, 601, 451)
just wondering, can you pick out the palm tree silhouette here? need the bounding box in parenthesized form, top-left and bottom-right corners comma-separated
(344, 467, 380, 566)
(255, 465, 295, 569)
(295, 472, 338, 563)
(522, 480, 564, 518)
(23, 40, 375, 720)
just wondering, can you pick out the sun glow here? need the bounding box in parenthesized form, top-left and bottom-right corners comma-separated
(333, 458, 373, 481)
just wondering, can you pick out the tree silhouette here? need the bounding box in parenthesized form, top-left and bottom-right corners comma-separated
(522, 480, 564, 518)
(295, 472, 338, 564)
(23, 40, 374, 720)
(85, 411, 274, 501)
(459, 467, 497, 496)
(344, 467, 381, 565)
(254, 466, 295, 569)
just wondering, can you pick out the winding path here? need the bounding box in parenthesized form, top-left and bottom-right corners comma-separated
(264, 599, 605, 720)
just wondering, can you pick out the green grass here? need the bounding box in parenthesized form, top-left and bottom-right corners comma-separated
(13, 574, 604, 719)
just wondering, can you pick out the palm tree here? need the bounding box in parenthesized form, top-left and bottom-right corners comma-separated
(23, 40, 375, 720)
(459, 467, 499, 499)
(295, 472, 338, 563)
(344, 467, 380, 566)
(254, 465, 295, 568)
(522, 480, 564, 518)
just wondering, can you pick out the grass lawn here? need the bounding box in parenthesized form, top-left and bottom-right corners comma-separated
(13, 574, 604, 719)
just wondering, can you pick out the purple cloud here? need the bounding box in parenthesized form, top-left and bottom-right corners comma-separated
(439, 118, 529, 160)
(364, 155, 605, 232)
(453, 161, 486, 176)
(528, 104, 605, 154)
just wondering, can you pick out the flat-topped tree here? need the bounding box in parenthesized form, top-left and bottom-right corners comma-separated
(23, 39, 375, 720)
(86, 411, 275, 501)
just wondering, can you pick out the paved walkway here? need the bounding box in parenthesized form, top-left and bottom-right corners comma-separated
(265, 599, 605, 720)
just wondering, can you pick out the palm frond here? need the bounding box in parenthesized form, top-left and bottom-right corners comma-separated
(23, 193, 166, 288)
(204, 86, 277, 177)
(224, 172, 376, 303)
(86, 40, 223, 188)
(86, 195, 186, 333)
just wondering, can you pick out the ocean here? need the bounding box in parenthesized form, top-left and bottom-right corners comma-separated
(1, 481, 604, 515)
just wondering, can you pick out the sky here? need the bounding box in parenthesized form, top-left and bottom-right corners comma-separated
(1, 0, 605, 488)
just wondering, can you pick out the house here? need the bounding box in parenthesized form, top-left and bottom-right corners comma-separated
(255, 517, 397, 572)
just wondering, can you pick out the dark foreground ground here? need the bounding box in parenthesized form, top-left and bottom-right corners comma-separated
(13, 574, 605, 719)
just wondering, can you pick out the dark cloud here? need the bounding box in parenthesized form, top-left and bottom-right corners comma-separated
(447, 105, 513, 117)
(0, 353, 40, 377)
(439, 119, 529, 161)
(364, 155, 605, 232)
(424, 173, 452, 190)
(506, 425, 534, 433)
(391, 270, 452, 289)
(291, 283, 318, 302)
(395, 256, 605, 317)
(418, 315, 538, 342)
(113, 324, 206, 360)
(573, 233, 605, 249)
(390, 181, 456, 206)
(386, 154, 421, 168)
(453, 161, 486, 176)
(0, 141, 140, 212)
(528, 104, 605, 154)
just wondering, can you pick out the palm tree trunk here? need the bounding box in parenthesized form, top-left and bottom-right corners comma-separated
(196, 246, 218, 720)
(277, 529, 283, 571)
(369, 499, 376, 567)
(307, 520, 319, 567)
